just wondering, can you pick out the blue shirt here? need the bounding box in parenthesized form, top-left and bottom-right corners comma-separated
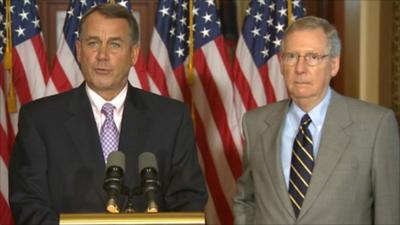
(280, 88, 332, 189)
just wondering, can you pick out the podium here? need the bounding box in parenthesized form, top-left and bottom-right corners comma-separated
(60, 212, 205, 225)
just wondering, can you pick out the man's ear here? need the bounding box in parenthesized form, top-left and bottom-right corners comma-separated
(279, 53, 285, 77)
(75, 40, 82, 63)
(131, 45, 140, 65)
(330, 55, 340, 78)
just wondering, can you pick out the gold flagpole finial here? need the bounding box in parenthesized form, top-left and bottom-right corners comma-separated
(5, 0, 17, 113)
(108, 0, 116, 4)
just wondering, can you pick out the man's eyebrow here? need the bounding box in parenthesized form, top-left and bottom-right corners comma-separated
(82, 36, 100, 41)
(82, 36, 125, 42)
(107, 37, 124, 42)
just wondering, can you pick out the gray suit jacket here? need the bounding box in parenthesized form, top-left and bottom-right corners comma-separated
(233, 91, 399, 224)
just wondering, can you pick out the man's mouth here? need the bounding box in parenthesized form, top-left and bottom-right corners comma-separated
(94, 67, 111, 75)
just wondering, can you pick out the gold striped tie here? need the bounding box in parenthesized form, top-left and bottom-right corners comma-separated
(288, 114, 314, 217)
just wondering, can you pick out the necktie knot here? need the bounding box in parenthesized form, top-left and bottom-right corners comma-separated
(301, 114, 312, 128)
(101, 103, 116, 119)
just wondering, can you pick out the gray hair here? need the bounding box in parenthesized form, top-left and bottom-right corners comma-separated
(280, 16, 341, 57)
(78, 3, 139, 45)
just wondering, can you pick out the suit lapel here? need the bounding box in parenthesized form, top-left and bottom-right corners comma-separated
(298, 91, 352, 219)
(119, 85, 151, 191)
(261, 100, 295, 219)
(64, 84, 106, 200)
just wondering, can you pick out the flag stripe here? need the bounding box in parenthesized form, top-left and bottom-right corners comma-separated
(194, 43, 242, 179)
(130, 50, 150, 91)
(0, 157, 9, 201)
(194, 108, 234, 224)
(209, 37, 244, 157)
(232, 64, 258, 111)
(192, 80, 236, 223)
(50, 58, 74, 93)
(258, 65, 277, 103)
(32, 35, 50, 84)
(0, 120, 11, 167)
(147, 53, 170, 96)
(12, 49, 33, 104)
(148, 30, 188, 101)
(49, 36, 82, 94)
(16, 36, 48, 100)
(267, 55, 288, 100)
(190, 64, 238, 200)
(0, 191, 13, 225)
(234, 36, 267, 108)
(174, 66, 192, 104)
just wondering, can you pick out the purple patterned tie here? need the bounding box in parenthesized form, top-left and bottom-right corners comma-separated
(100, 103, 119, 162)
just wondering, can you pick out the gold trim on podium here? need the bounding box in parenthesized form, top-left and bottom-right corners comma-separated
(60, 212, 205, 225)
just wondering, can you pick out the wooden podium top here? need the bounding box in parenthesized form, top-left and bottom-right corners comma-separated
(60, 212, 205, 225)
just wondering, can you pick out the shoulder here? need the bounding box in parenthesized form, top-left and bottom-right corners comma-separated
(20, 87, 79, 115)
(243, 99, 289, 124)
(128, 86, 189, 113)
(332, 92, 394, 120)
(328, 92, 398, 135)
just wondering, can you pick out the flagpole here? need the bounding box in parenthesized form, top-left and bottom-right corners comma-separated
(188, 0, 196, 124)
(188, 0, 194, 86)
(288, 0, 293, 25)
(5, 0, 17, 113)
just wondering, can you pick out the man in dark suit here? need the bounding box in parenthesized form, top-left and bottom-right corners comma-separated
(233, 16, 399, 224)
(9, 4, 207, 224)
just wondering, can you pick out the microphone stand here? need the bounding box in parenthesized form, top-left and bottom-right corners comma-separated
(124, 186, 142, 213)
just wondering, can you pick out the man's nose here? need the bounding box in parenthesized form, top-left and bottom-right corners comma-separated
(96, 45, 109, 60)
(295, 56, 307, 74)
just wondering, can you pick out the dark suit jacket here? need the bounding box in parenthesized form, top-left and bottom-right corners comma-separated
(9, 83, 208, 225)
(233, 91, 399, 224)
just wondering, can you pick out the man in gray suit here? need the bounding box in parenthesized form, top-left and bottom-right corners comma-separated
(233, 16, 399, 224)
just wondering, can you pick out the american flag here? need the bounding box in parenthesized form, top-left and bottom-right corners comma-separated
(0, 0, 49, 224)
(232, 0, 305, 120)
(147, 0, 242, 224)
(46, 0, 149, 96)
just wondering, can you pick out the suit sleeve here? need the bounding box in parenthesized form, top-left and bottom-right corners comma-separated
(9, 106, 59, 225)
(372, 110, 400, 224)
(163, 105, 208, 211)
(233, 113, 256, 224)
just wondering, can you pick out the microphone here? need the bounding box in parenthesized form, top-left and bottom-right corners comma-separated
(104, 151, 125, 213)
(138, 152, 160, 213)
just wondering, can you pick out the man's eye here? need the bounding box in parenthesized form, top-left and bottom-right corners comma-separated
(307, 54, 319, 60)
(87, 41, 98, 47)
(286, 53, 297, 59)
(109, 42, 121, 48)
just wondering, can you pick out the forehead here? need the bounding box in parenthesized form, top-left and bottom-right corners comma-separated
(80, 12, 130, 36)
(284, 28, 328, 52)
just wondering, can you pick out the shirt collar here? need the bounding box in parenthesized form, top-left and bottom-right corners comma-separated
(86, 84, 128, 115)
(289, 87, 332, 128)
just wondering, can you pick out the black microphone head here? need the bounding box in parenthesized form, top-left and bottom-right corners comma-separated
(138, 152, 158, 173)
(138, 152, 160, 212)
(106, 151, 125, 173)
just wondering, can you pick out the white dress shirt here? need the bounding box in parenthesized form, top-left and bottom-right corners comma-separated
(86, 84, 127, 134)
